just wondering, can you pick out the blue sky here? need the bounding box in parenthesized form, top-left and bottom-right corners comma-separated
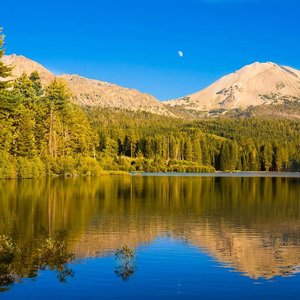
(1, 0, 300, 100)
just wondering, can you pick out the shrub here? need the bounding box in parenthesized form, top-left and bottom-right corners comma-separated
(17, 157, 46, 178)
(0, 152, 17, 179)
(77, 156, 102, 176)
(50, 156, 76, 176)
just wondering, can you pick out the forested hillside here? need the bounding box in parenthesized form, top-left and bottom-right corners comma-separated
(0, 30, 299, 178)
(87, 108, 300, 173)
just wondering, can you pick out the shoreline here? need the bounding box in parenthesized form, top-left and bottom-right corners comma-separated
(1, 171, 300, 180)
(130, 171, 300, 178)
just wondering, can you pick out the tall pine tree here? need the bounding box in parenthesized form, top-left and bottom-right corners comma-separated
(0, 28, 12, 89)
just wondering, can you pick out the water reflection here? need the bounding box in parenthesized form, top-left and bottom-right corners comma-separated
(0, 232, 74, 292)
(0, 176, 299, 286)
(114, 245, 136, 281)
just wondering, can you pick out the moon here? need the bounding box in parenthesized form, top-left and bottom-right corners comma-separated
(178, 51, 184, 58)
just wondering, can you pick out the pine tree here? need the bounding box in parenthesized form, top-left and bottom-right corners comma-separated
(200, 138, 210, 166)
(44, 79, 71, 158)
(13, 104, 36, 157)
(183, 138, 193, 161)
(0, 28, 13, 89)
(44, 78, 95, 158)
(29, 71, 43, 96)
(192, 132, 202, 164)
(261, 142, 273, 171)
(144, 136, 154, 159)
(13, 73, 37, 108)
(220, 142, 230, 171)
(45, 78, 71, 110)
(169, 135, 179, 160)
(229, 140, 239, 170)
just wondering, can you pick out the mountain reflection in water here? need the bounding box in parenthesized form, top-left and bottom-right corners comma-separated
(0, 175, 299, 290)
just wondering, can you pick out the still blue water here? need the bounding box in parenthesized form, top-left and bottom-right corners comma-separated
(0, 175, 299, 299)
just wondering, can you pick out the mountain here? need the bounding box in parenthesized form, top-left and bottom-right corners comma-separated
(166, 62, 300, 112)
(4, 55, 300, 117)
(2, 54, 55, 84)
(59, 74, 171, 115)
(2, 54, 174, 116)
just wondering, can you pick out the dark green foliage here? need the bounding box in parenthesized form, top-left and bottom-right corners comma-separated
(0, 29, 13, 90)
(13, 73, 37, 106)
(261, 142, 273, 171)
(29, 71, 43, 96)
(87, 108, 299, 173)
(0, 151, 16, 178)
(0, 71, 99, 178)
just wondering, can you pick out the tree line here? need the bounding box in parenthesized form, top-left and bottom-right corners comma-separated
(88, 108, 299, 173)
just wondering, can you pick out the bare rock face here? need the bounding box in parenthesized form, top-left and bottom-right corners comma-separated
(59, 74, 173, 116)
(166, 62, 300, 111)
(2, 54, 174, 116)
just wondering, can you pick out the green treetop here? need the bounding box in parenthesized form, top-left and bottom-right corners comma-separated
(29, 71, 43, 96)
(0, 28, 13, 89)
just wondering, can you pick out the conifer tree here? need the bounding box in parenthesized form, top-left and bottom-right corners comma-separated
(0, 28, 12, 90)
(184, 138, 193, 161)
(29, 71, 43, 96)
(13, 73, 37, 108)
(192, 132, 202, 164)
(13, 104, 36, 157)
(261, 142, 273, 171)
(220, 142, 231, 171)
(200, 138, 210, 166)
(44, 79, 71, 158)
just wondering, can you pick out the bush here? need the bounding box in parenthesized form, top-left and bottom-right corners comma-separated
(17, 157, 46, 178)
(116, 156, 132, 171)
(167, 160, 215, 173)
(77, 156, 102, 176)
(99, 155, 120, 171)
(0, 152, 17, 179)
(50, 156, 76, 176)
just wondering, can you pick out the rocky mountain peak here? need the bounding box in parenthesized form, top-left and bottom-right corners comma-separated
(166, 61, 300, 111)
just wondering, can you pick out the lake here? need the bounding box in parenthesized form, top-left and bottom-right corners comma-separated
(0, 175, 300, 299)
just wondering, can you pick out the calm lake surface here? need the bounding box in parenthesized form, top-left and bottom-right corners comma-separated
(0, 175, 300, 299)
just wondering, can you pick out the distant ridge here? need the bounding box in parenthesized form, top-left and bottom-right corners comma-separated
(2, 54, 174, 117)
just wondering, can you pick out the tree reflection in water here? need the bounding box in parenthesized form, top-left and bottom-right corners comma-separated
(0, 235, 20, 292)
(114, 245, 136, 281)
(0, 232, 74, 292)
(0, 176, 300, 285)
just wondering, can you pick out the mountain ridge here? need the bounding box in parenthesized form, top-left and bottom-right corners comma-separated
(3, 54, 300, 117)
(2, 54, 174, 116)
(165, 61, 300, 112)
